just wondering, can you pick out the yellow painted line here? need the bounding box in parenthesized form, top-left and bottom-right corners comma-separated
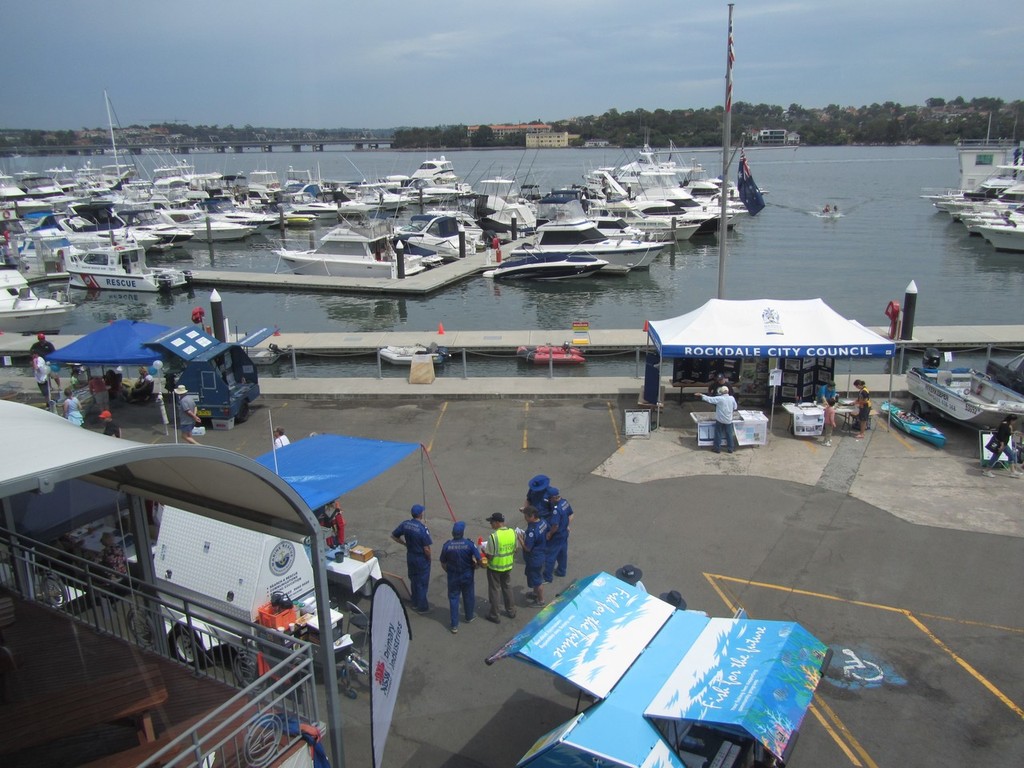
(877, 417, 917, 452)
(903, 611, 1024, 720)
(522, 401, 530, 450)
(703, 572, 870, 766)
(607, 400, 624, 451)
(705, 573, 1024, 724)
(426, 401, 448, 453)
(811, 698, 878, 767)
(808, 705, 862, 766)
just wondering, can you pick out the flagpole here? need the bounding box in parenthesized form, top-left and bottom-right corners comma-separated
(718, 3, 735, 300)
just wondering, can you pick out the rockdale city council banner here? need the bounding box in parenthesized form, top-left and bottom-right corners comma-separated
(370, 579, 411, 768)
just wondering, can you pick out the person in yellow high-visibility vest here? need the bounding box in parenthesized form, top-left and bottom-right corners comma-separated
(483, 512, 517, 623)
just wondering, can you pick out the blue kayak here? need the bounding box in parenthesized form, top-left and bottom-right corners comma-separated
(880, 401, 946, 448)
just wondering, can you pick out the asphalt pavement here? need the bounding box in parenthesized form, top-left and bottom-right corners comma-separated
(5, 383, 1023, 767)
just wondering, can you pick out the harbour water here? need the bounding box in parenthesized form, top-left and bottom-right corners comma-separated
(8, 145, 1023, 378)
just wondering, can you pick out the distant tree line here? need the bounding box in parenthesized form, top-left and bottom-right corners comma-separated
(390, 97, 1022, 148)
(2, 97, 1020, 150)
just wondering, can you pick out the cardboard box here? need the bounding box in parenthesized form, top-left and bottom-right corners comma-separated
(349, 545, 375, 562)
(211, 418, 235, 430)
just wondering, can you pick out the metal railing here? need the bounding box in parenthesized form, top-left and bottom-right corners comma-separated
(0, 525, 321, 768)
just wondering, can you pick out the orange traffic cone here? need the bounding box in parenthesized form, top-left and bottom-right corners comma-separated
(437, 322, 445, 335)
(643, 320, 649, 332)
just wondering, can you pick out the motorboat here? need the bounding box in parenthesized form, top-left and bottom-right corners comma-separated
(275, 219, 426, 278)
(159, 207, 258, 242)
(117, 208, 197, 249)
(975, 217, 1024, 252)
(379, 343, 449, 366)
(64, 241, 192, 292)
(586, 199, 697, 242)
(394, 214, 472, 262)
(906, 362, 1024, 430)
(15, 233, 72, 280)
(510, 202, 664, 274)
(474, 177, 537, 240)
(249, 342, 285, 366)
(516, 343, 586, 365)
(27, 203, 161, 251)
(0, 269, 74, 333)
(196, 198, 277, 233)
(482, 251, 608, 281)
(879, 401, 946, 448)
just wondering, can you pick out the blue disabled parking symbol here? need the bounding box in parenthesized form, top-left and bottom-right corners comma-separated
(824, 645, 907, 690)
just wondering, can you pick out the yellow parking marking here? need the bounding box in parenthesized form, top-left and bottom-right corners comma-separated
(426, 401, 448, 453)
(522, 401, 530, 450)
(904, 611, 1024, 719)
(607, 400, 624, 450)
(706, 573, 1024, 721)
(876, 418, 917, 451)
(811, 698, 877, 767)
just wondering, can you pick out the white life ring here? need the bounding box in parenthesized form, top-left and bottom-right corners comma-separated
(2, 210, 11, 219)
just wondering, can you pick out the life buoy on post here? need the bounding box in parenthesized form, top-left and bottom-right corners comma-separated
(884, 300, 900, 339)
(191, 306, 206, 324)
(2, 209, 11, 219)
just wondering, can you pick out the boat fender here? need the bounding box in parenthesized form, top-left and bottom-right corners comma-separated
(884, 300, 900, 339)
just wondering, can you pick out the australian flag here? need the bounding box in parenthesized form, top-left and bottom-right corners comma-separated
(737, 153, 766, 216)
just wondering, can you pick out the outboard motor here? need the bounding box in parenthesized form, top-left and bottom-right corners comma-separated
(922, 347, 941, 372)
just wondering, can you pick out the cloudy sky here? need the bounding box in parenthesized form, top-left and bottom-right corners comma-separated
(6, 1, 1021, 130)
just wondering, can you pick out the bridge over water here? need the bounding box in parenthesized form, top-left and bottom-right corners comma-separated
(2, 138, 393, 157)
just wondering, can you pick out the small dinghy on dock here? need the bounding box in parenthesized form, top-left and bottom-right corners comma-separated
(880, 401, 946, 448)
(516, 343, 586, 365)
(379, 343, 449, 366)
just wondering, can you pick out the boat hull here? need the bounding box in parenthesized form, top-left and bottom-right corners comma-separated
(68, 270, 187, 292)
(379, 345, 449, 365)
(516, 345, 586, 365)
(880, 401, 946, 447)
(0, 304, 73, 334)
(906, 368, 1024, 429)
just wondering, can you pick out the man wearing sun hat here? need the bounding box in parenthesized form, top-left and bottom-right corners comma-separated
(174, 384, 202, 444)
(439, 520, 481, 634)
(99, 410, 121, 439)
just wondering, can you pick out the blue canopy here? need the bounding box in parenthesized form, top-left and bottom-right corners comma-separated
(47, 319, 171, 367)
(486, 572, 675, 698)
(254, 434, 420, 511)
(493, 572, 831, 767)
(645, 618, 830, 762)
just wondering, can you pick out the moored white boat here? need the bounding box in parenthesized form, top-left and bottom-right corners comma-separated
(379, 343, 449, 366)
(275, 219, 425, 278)
(0, 269, 74, 333)
(483, 251, 607, 281)
(65, 242, 192, 292)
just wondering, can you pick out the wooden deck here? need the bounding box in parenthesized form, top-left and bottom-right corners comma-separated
(0, 592, 238, 768)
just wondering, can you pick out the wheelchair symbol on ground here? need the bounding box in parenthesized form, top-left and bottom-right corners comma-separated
(824, 646, 906, 690)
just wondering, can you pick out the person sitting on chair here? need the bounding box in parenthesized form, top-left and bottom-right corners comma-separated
(123, 366, 155, 403)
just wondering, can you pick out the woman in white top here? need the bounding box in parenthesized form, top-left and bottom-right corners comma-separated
(273, 427, 291, 449)
(62, 386, 84, 426)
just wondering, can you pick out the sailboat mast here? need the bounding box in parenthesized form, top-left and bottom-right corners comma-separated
(718, 3, 734, 300)
(104, 90, 120, 177)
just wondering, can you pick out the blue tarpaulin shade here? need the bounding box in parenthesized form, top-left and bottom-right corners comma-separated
(46, 319, 171, 366)
(491, 571, 831, 768)
(254, 434, 420, 511)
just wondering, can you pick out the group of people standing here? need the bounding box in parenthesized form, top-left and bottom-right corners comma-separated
(389, 473, 574, 635)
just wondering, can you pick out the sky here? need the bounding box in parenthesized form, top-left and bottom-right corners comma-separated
(5, 1, 1023, 131)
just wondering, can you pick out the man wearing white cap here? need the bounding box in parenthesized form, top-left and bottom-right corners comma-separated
(174, 384, 202, 444)
(698, 385, 738, 454)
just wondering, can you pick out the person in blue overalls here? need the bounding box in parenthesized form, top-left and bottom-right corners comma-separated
(439, 521, 481, 634)
(518, 506, 548, 606)
(391, 504, 432, 613)
(543, 487, 573, 581)
(525, 474, 553, 518)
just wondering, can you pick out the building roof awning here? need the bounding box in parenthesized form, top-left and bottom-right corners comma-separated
(0, 401, 312, 536)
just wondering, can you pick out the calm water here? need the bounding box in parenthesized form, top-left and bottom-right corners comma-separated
(10, 146, 1022, 377)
